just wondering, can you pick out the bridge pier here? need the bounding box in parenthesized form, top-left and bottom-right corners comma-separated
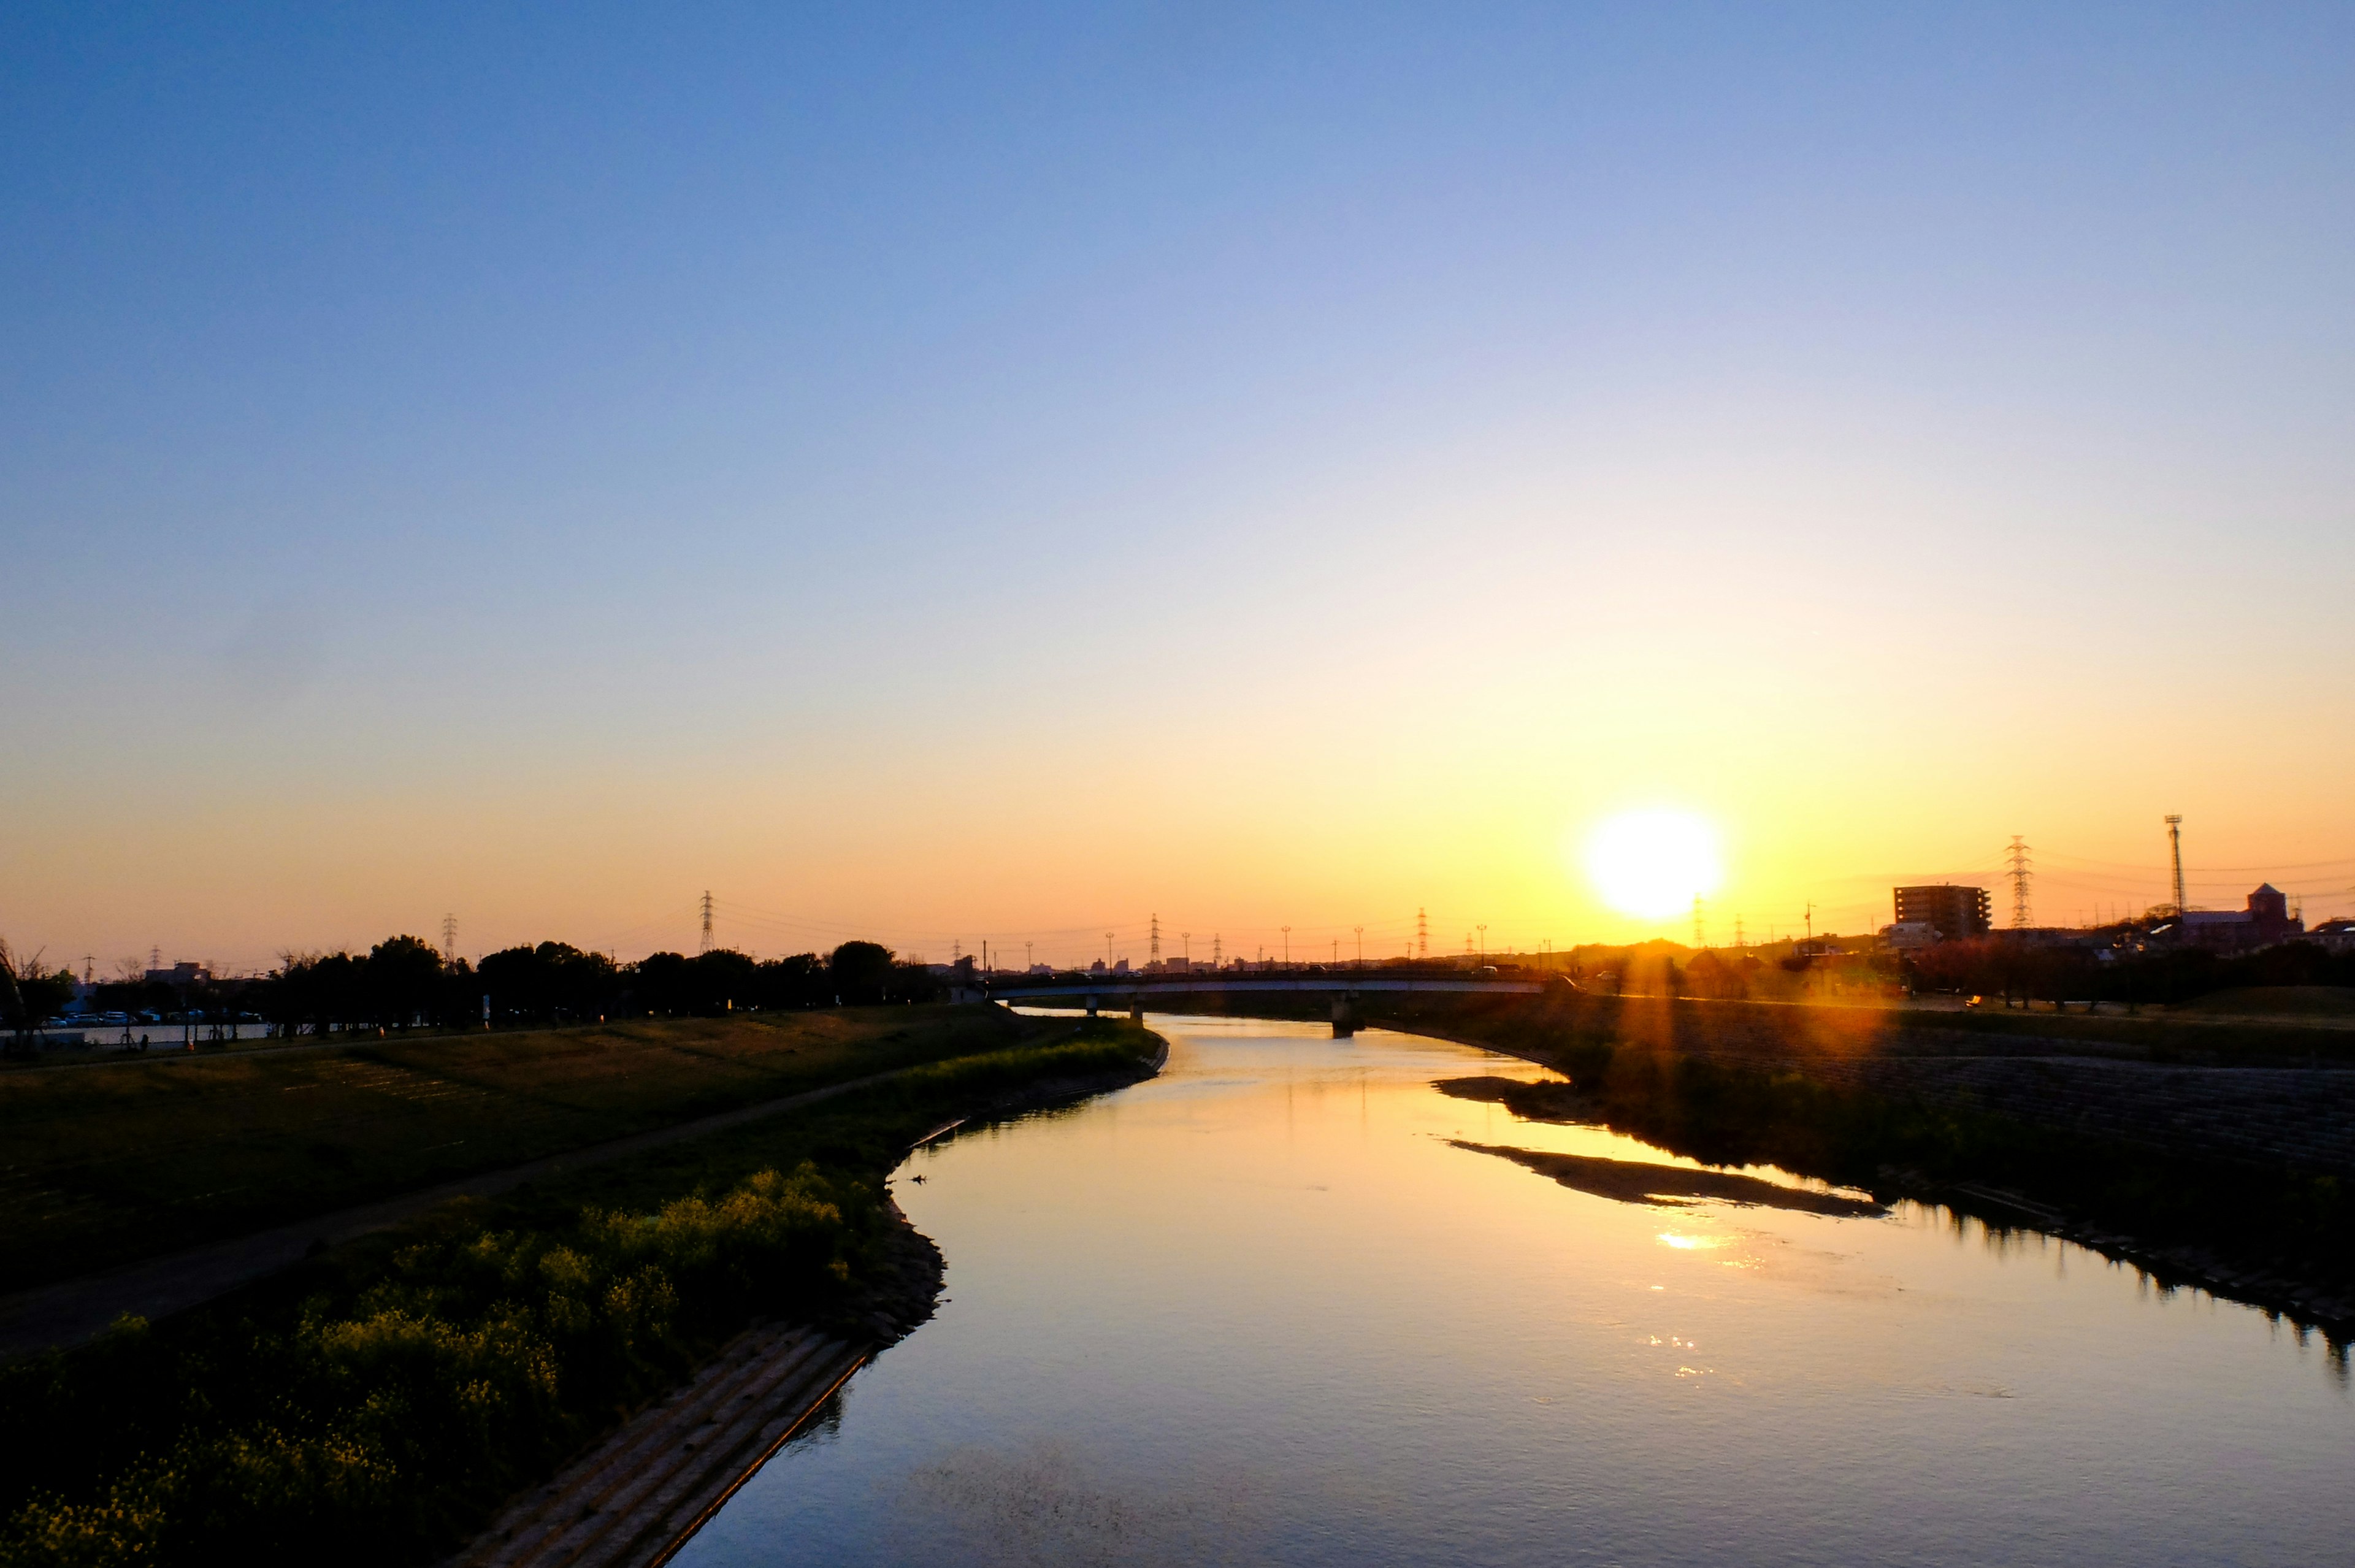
(1331, 993, 1362, 1038)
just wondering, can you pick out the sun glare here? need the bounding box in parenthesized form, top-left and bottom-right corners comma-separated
(1583, 809, 1722, 920)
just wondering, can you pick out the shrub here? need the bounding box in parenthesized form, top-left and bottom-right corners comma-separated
(0, 1164, 856, 1567)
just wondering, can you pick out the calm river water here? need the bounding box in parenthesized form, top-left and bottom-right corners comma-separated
(676, 1014, 2351, 1567)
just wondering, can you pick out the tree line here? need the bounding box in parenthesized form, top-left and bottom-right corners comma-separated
(63, 937, 954, 1038)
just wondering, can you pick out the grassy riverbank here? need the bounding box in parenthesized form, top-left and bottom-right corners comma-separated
(0, 1019, 1161, 1567)
(0, 1007, 1030, 1292)
(1137, 981, 2355, 1063)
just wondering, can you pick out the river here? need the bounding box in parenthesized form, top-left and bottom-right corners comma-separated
(675, 1014, 2352, 1566)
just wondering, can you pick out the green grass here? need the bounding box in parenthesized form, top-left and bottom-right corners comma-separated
(0, 1020, 1159, 1568)
(2170, 985, 2355, 1020)
(1880, 997, 2355, 1058)
(1172, 982, 2355, 1064)
(0, 1006, 1035, 1293)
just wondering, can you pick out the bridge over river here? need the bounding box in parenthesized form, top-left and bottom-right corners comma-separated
(970, 971, 1552, 1032)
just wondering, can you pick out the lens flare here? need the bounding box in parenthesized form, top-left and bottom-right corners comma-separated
(1583, 810, 1723, 920)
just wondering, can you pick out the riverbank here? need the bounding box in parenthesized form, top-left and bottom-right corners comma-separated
(1134, 989, 2354, 1347)
(0, 1019, 1164, 1568)
(445, 1022, 1170, 1568)
(0, 1006, 1034, 1294)
(1389, 1000, 2355, 1347)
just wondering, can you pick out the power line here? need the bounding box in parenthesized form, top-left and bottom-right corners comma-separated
(2042, 848, 2355, 874)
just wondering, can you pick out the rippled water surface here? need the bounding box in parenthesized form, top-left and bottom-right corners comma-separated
(676, 1015, 2351, 1567)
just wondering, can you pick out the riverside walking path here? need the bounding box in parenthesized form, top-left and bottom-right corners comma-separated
(0, 1063, 923, 1361)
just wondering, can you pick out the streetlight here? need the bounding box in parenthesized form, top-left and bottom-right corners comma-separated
(1282, 925, 1290, 965)
(1477, 924, 1487, 963)
(1354, 926, 1363, 968)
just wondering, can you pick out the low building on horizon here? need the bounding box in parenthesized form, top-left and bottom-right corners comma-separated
(1878, 920, 1942, 951)
(2173, 884, 2305, 952)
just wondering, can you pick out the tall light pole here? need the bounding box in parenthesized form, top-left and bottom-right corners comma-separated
(2165, 815, 2186, 916)
(1354, 926, 1363, 968)
(1281, 926, 1291, 965)
(1477, 924, 1487, 962)
(1181, 931, 1191, 965)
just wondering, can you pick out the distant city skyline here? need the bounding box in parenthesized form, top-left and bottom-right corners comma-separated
(4, 4, 2351, 973)
(74, 818, 2355, 979)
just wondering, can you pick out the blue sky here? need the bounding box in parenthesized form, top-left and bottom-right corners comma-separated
(4, 4, 2352, 968)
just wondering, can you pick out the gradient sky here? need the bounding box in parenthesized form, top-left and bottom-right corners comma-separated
(4, 3, 2353, 973)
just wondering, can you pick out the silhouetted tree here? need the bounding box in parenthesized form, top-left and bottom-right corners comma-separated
(827, 941, 895, 1005)
(480, 942, 621, 1023)
(367, 935, 446, 1030)
(0, 939, 75, 1047)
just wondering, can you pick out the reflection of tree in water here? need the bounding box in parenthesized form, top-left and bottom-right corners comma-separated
(892, 1440, 1260, 1566)
(786, 1386, 847, 1449)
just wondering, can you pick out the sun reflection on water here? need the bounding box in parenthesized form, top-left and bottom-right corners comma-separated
(1656, 1231, 1728, 1251)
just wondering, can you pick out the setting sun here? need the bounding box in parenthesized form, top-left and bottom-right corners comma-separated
(1582, 810, 1723, 921)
